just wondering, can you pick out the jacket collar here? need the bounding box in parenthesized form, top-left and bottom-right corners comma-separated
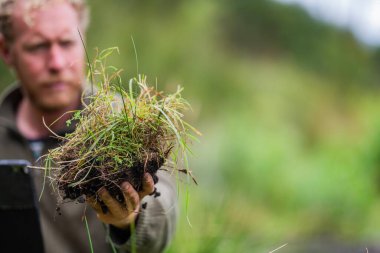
(0, 84, 83, 138)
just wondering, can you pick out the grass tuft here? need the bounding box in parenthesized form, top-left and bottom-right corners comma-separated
(44, 50, 199, 208)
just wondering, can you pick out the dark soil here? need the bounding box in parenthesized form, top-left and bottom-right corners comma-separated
(57, 151, 166, 211)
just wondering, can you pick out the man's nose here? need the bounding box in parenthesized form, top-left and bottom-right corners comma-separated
(47, 45, 66, 73)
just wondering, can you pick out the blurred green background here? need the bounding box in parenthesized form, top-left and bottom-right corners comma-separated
(2, 0, 380, 252)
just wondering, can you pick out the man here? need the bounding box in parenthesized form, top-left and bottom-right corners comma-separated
(0, 0, 178, 252)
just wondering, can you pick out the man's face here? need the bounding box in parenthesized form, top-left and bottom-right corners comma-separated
(6, 1, 85, 112)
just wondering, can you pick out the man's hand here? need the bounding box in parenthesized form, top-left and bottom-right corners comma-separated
(87, 173, 155, 229)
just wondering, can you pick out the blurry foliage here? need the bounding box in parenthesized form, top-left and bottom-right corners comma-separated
(2, 0, 380, 252)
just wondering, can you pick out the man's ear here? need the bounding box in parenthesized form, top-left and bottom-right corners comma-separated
(0, 34, 13, 66)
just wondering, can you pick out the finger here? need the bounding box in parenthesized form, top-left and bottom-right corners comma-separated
(139, 173, 155, 199)
(86, 196, 103, 213)
(121, 182, 140, 214)
(97, 187, 123, 217)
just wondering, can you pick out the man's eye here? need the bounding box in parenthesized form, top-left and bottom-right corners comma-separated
(26, 43, 49, 52)
(60, 40, 74, 48)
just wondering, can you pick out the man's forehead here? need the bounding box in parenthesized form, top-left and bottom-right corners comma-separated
(12, 0, 65, 22)
(9, 0, 75, 23)
(1, 0, 87, 43)
(10, 0, 79, 40)
(1, 0, 63, 12)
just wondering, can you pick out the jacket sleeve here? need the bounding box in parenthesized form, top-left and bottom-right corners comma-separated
(108, 170, 178, 253)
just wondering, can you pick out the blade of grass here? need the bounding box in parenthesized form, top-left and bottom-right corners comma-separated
(131, 36, 139, 76)
(84, 215, 95, 253)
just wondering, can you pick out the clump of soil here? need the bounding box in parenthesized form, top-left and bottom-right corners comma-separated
(46, 72, 198, 208)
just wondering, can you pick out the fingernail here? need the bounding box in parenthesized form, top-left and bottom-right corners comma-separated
(121, 182, 130, 189)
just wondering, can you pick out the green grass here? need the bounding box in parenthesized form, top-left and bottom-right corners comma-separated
(43, 51, 199, 207)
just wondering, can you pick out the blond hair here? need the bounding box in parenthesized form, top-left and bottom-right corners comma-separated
(0, 0, 89, 43)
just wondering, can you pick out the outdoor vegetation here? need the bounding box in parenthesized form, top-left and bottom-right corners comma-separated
(2, 0, 380, 252)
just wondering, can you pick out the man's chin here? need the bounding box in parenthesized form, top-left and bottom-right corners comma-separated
(35, 99, 79, 113)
